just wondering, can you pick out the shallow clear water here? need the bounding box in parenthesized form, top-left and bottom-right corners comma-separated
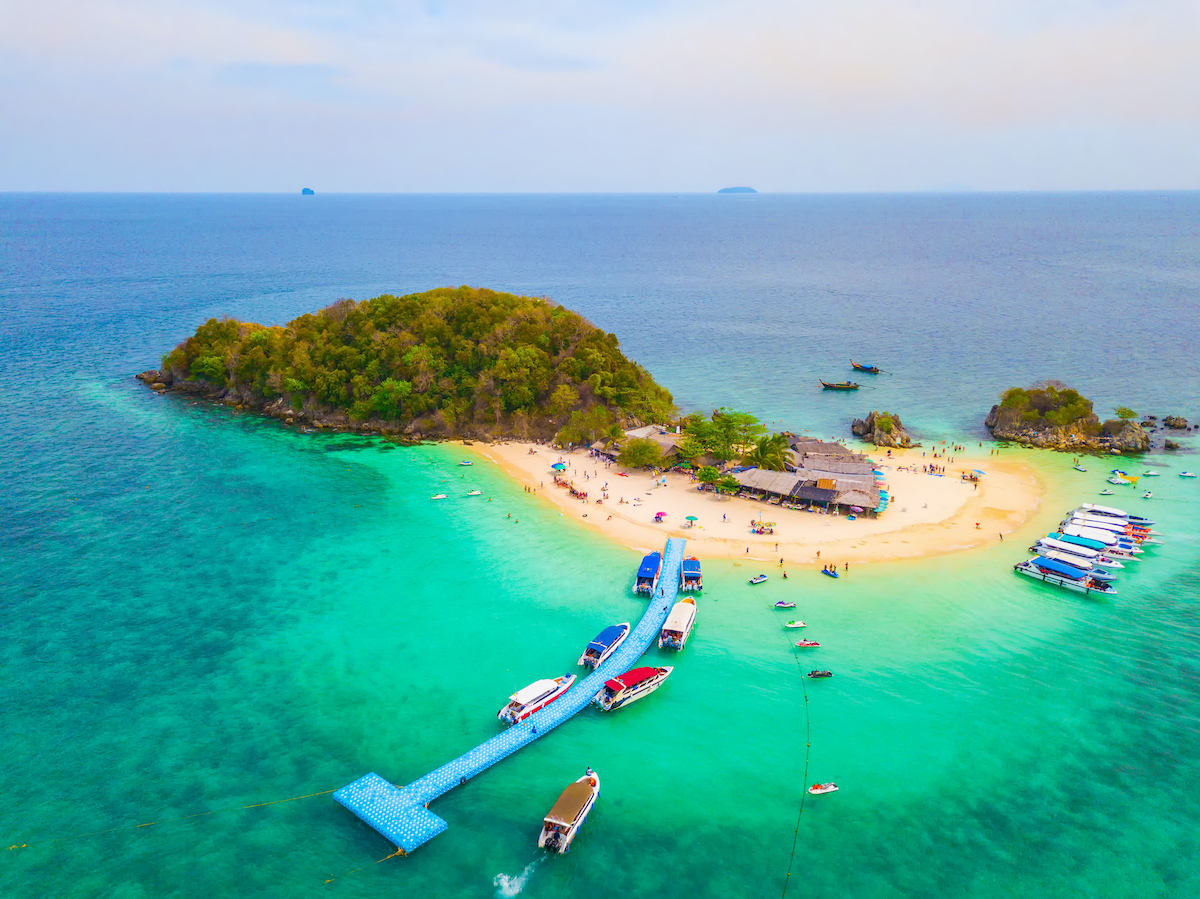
(1, 194, 1198, 898)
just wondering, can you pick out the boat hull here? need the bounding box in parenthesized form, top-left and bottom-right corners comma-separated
(594, 667, 673, 711)
(538, 773, 600, 854)
(1013, 562, 1116, 596)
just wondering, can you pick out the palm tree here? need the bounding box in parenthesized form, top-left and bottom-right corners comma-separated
(742, 433, 789, 471)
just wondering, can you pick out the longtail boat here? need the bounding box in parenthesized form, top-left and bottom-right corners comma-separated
(850, 360, 881, 373)
(820, 380, 860, 390)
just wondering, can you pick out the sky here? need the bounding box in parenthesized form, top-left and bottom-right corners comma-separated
(2, 0, 1199, 192)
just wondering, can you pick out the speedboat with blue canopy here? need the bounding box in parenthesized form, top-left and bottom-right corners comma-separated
(1013, 557, 1117, 595)
(577, 623, 630, 669)
(680, 557, 703, 592)
(633, 551, 663, 595)
(1032, 547, 1116, 580)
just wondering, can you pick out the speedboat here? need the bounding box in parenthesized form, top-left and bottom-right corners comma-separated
(465, 489, 483, 496)
(1181, 471, 1197, 478)
(750, 574, 769, 585)
(431, 493, 448, 500)
(784, 621, 807, 628)
(680, 557, 703, 592)
(459, 460, 474, 466)
(1036, 537, 1125, 569)
(1099, 488, 1114, 495)
(577, 623, 631, 669)
(821, 567, 839, 578)
(538, 770, 600, 854)
(1032, 547, 1116, 580)
(1074, 465, 1087, 472)
(1012, 558, 1117, 596)
(807, 670, 833, 679)
(594, 666, 673, 711)
(807, 783, 839, 795)
(1143, 471, 1159, 477)
(658, 599, 697, 650)
(774, 600, 795, 609)
(1142, 491, 1152, 499)
(795, 640, 821, 648)
(1106, 476, 1134, 486)
(498, 675, 577, 725)
(1079, 503, 1155, 526)
(634, 551, 663, 595)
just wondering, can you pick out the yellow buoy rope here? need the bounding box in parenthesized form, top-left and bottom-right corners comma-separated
(324, 846, 406, 884)
(780, 622, 813, 899)
(6, 789, 335, 852)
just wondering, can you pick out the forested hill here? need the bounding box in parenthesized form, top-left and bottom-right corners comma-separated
(147, 286, 674, 440)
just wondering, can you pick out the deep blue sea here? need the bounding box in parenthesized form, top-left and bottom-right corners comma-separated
(2, 193, 1198, 898)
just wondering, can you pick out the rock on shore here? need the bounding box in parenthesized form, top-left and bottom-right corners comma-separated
(851, 410, 919, 448)
(984, 404, 1150, 453)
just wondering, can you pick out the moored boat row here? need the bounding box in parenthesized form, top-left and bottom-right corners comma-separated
(1015, 502, 1165, 597)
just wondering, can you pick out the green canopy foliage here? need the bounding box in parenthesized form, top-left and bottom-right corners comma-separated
(679, 408, 766, 461)
(741, 433, 790, 470)
(995, 381, 1100, 432)
(617, 437, 664, 469)
(1115, 406, 1137, 420)
(697, 465, 721, 486)
(162, 287, 674, 435)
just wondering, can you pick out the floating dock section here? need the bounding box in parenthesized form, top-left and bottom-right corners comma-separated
(334, 537, 687, 854)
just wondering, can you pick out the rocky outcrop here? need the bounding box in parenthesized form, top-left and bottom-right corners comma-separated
(851, 410, 918, 448)
(1165, 440, 1180, 450)
(1164, 415, 1188, 429)
(985, 404, 1150, 453)
(134, 368, 434, 441)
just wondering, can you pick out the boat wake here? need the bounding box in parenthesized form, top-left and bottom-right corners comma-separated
(494, 857, 544, 897)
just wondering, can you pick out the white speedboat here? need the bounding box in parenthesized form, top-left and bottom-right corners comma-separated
(498, 675, 576, 725)
(1099, 489, 1114, 495)
(808, 783, 838, 795)
(784, 621, 807, 629)
(1033, 547, 1116, 580)
(459, 460, 474, 466)
(658, 598, 697, 650)
(465, 489, 483, 496)
(1143, 470, 1159, 476)
(538, 770, 600, 854)
(633, 551, 663, 595)
(1078, 504, 1156, 527)
(1036, 537, 1124, 569)
(577, 623, 630, 669)
(1106, 476, 1134, 486)
(1013, 559, 1117, 596)
(1073, 465, 1087, 472)
(594, 666, 673, 711)
(1142, 491, 1152, 499)
(1181, 471, 1197, 478)
(431, 493, 448, 499)
(749, 574, 769, 585)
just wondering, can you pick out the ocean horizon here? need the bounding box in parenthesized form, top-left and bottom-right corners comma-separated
(2, 192, 1198, 898)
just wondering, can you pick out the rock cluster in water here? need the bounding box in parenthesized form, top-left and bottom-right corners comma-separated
(851, 410, 918, 448)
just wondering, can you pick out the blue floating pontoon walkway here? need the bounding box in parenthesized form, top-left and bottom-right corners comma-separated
(334, 537, 687, 854)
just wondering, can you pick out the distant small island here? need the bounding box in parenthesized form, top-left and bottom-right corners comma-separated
(717, 186, 757, 194)
(301, 188, 315, 195)
(985, 381, 1149, 453)
(138, 287, 673, 442)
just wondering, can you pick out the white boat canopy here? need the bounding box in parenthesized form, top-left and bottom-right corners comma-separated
(510, 679, 560, 705)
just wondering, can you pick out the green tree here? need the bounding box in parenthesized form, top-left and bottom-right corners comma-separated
(717, 475, 741, 496)
(697, 466, 721, 489)
(1115, 406, 1137, 420)
(742, 433, 789, 470)
(548, 383, 580, 417)
(618, 438, 663, 469)
(189, 355, 226, 385)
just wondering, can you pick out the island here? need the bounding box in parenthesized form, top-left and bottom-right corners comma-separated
(851, 410, 918, 448)
(137, 287, 673, 440)
(301, 188, 315, 195)
(984, 381, 1149, 452)
(717, 186, 757, 193)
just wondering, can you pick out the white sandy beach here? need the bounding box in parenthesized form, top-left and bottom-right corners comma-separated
(469, 440, 1043, 564)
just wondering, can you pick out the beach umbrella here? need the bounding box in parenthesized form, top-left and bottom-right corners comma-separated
(657, 512, 668, 517)
(850, 506, 864, 512)
(551, 463, 566, 470)
(973, 469, 986, 475)
(685, 515, 699, 521)
(762, 521, 776, 527)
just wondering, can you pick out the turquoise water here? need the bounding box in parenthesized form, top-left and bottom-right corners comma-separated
(2, 194, 1199, 897)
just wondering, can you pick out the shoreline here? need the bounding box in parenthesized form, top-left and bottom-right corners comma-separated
(469, 440, 1046, 565)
